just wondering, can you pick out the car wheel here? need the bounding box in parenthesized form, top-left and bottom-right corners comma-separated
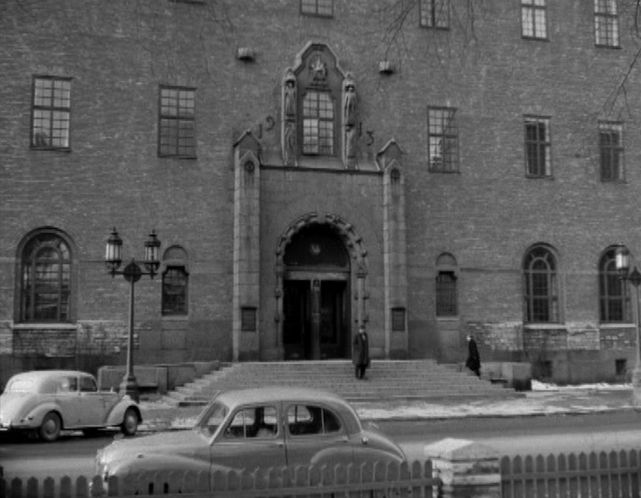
(39, 412, 62, 442)
(120, 407, 138, 436)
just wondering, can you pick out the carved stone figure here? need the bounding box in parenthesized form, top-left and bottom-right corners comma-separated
(345, 126, 357, 160)
(343, 77, 357, 127)
(343, 75, 358, 167)
(283, 121, 296, 166)
(282, 69, 298, 166)
(284, 70, 296, 118)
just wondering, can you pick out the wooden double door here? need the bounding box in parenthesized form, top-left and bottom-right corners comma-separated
(282, 277, 349, 360)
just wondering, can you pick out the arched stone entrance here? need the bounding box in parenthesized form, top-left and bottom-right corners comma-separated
(275, 213, 368, 360)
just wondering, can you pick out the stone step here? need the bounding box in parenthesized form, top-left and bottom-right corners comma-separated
(162, 360, 520, 407)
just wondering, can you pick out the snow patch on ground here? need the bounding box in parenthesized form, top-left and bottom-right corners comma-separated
(139, 382, 635, 429)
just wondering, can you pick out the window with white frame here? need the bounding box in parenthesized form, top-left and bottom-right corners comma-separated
(521, 0, 547, 39)
(428, 107, 458, 172)
(300, 0, 333, 17)
(420, 0, 449, 29)
(595, 0, 619, 47)
(20, 231, 72, 322)
(599, 247, 630, 322)
(159, 86, 196, 158)
(31, 76, 71, 150)
(302, 91, 335, 155)
(523, 245, 559, 323)
(524, 116, 551, 177)
(599, 121, 624, 182)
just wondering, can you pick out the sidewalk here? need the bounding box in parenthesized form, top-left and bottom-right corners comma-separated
(137, 382, 639, 432)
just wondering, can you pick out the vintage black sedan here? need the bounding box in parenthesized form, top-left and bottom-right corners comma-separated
(96, 386, 406, 491)
(0, 370, 141, 442)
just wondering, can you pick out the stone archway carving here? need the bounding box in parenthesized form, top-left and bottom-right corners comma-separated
(274, 212, 369, 358)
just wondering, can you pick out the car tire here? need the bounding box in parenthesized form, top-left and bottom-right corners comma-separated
(39, 412, 62, 442)
(120, 407, 138, 436)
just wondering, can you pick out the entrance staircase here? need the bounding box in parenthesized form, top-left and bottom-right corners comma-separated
(164, 360, 520, 406)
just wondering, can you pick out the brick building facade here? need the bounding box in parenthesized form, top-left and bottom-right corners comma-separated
(2, 0, 641, 384)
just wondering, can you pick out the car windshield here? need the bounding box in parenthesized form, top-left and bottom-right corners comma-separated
(4, 378, 34, 393)
(197, 401, 229, 437)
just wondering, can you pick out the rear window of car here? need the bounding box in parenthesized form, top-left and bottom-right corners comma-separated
(287, 404, 341, 436)
(4, 378, 34, 393)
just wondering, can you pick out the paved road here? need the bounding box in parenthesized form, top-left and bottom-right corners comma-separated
(2, 411, 641, 481)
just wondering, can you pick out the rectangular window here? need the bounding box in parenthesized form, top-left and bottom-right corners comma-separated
(428, 107, 458, 172)
(521, 0, 547, 39)
(241, 306, 257, 332)
(300, 0, 333, 17)
(524, 116, 551, 177)
(162, 266, 188, 315)
(303, 91, 334, 155)
(391, 308, 406, 331)
(595, 0, 619, 47)
(436, 272, 457, 316)
(159, 86, 196, 158)
(31, 77, 71, 150)
(420, 0, 449, 29)
(599, 121, 624, 182)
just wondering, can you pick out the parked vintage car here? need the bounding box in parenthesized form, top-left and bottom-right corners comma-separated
(0, 370, 141, 442)
(96, 386, 406, 492)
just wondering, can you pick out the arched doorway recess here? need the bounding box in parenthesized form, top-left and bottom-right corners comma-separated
(275, 213, 368, 360)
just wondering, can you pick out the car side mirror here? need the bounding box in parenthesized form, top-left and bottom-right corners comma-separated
(361, 436, 369, 445)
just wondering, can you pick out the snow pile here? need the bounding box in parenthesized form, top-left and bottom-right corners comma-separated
(140, 382, 635, 429)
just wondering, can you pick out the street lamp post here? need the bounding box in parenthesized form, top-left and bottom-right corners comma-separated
(105, 228, 161, 403)
(615, 244, 641, 407)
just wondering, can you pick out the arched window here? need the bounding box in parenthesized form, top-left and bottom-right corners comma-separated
(162, 246, 189, 316)
(20, 230, 72, 322)
(599, 247, 630, 322)
(523, 245, 559, 323)
(435, 253, 458, 317)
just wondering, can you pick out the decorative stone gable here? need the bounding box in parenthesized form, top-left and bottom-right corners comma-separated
(281, 42, 359, 169)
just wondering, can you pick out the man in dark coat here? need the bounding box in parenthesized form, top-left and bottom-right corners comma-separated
(352, 324, 370, 379)
(465, 334, 481, 377)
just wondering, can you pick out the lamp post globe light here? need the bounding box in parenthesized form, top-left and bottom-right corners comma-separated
(614, 244, 641, 407)
(105, 228, 161, 403)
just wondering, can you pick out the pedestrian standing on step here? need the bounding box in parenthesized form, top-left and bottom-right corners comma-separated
(353, 324, 370, 380)
(465, 334, 481, 377)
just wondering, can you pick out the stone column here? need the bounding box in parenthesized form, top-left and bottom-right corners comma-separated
(378, 140, 408, 358)
(423, 438, 502, 498)
(232, 131, 261, 361)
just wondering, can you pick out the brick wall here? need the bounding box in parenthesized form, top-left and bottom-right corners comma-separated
(2, 1, 641, 381)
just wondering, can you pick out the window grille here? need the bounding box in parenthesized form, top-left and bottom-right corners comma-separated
(428, 107, 458, 172)
(159, 86, 196, 158)
(595, 0, 619, 47)
(420, 0, 449, 29)
(20, 232, 72, 322)
(524, 116, 551, 177)
(521, 0, 547, 39)
(599, 247, 630, 322)
(599, 122, 624, 181)
(31, 77, 71, 149)
(241, 307, 257, 332)
(302, 91, 334, 155)
(301, 0, 333, 17)
(436, 272, 458, 317)
(162, 266, 188, 315)
(523, 246, 558, 323)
